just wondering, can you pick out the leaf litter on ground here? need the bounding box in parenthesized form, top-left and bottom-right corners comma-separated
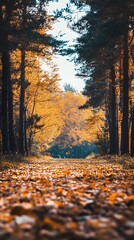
(0, 157, 133, 240)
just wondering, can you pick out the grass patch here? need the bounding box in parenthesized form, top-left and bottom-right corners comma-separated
(119, 156, 134, 169)
(0, 154, 53, 171)
(102, 155, 134, 169)
(0, 155, 36, 171)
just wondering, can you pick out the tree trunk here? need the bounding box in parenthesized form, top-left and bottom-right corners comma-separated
(7, 52, 16, 153)
(121, 29, 129, 155)
(1, 2, 9, 154)
(0, 4, 2, 152)
(1, 51, 9, 154)
(19, 49, 26, 154)
(28, 83, 40, 152)
(19, 1, 28, 155)
(109, 65, 119, 155)
(24, 107, 28, 155)
(1, 0, 16, 154)
(28, 130, 33, 152)
(0, 55, 2, 151)
(131, 107, 134, 157)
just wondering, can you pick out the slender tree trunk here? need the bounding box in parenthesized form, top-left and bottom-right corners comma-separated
(0, 55, 2, 151)
(121, 28, 129, 155)
(0, 4, 2, 152)
(28, 128, 33, 152)
(24, 107, 28, 155)
(109, 65, 119, 155)
(1, 51, 9, 154)
(7, 52, 16, 153)
(131, 107, 134, 157)
(28, 84, 40, 151)
(119, 53, 123, 112)
(118, 54, 123, 155)
(0, 2, 9, 154)
(19, 1, 28, 155)
(19, 49, 26, 154)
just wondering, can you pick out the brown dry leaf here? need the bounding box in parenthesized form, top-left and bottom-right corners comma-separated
(0, 158, 133, 240)
(43, 217, 64, 232)
(10, 205, 35, 217)
(65, 221, 77, 230)
(127, 195, 134, 201)
(39, 229, 59, 238)
(101, 186, 109, 192)
(86, 219, 107, 228)
(57, 188, 63, 196)
(54, 201, 64, 208)
(109, 192, 126, 204)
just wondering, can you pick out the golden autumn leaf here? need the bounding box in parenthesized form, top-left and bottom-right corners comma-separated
(127, 195, 134, 201)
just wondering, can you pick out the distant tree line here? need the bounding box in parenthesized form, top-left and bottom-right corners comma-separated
(70, 0, 134, 156)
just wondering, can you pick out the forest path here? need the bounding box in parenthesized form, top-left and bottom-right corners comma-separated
(0, 157, 133, 240)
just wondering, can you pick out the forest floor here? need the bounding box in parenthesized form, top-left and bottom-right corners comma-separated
(0, 156, 134, 240)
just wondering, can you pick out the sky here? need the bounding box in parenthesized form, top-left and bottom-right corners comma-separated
(47, 0, 85, 92)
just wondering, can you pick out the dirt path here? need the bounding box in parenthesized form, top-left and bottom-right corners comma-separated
(0, 158, 134, 240)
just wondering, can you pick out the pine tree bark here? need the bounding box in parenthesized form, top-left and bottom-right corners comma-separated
(19, 1, 28, 155)
(0, 3, 2, 151)
(24, 107, 28, 155)
(131, 107, 134, 157)
(1, 1, 16, 154)
(8, 53, 16, 153)
(1, 51, 9, 154)
(1, 2, 9, 154)
(0, 56, 2, 151)
(121, 28, 129, 155)
(19, 49, 26, 154)
(109, 65, 119, 155)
